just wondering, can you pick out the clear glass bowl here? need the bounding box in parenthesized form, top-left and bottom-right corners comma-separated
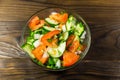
(20, 7, 91, 71)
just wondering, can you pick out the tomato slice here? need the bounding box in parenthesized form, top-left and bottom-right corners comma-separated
(32, 45, 46, 61)
(39, 52, 49, 64)
(29, 16, 45, 31)
(68, 40, 80, 53)
(41, 30, 60, 46)
(63, 51, 79, 67)
(66, 34, 75, 47)
(49, 13, 68, 23)
(59, 13, 68, 23)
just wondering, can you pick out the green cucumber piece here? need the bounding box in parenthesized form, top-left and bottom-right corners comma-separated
(45, 18, 58, 26)
(58, 42, 66, 54)
(66, 15, 76, 31)
(33, 39, 40, 48)
(47, 48, 60, 58)
(59, 31, 69, 41)
(66, 20, 72, 31)
(47, 42, 66, 58)
(43, 26, 55, 31)
(63, 31, 69, 41)
(62, 25, 66, 32)
(33, 28, 49, 34)
(26, 37, 35, 45)
(74, 22, 84, 36)
(22, 44, 35, 58)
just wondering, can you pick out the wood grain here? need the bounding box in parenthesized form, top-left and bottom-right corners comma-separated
(0, 58, 120, 80)
(0, 0, 120, 80)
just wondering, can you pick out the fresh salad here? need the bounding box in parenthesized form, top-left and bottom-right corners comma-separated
(22, 11, 86, 69)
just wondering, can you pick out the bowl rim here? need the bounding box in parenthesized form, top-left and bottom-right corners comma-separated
(20, 7, 91, 71)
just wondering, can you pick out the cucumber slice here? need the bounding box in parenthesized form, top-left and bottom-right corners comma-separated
(45, 18, 58, 26)
(59, 31, 69, 41)
(26, 37, 35, 45)
(62, 25, 66, 32)
(54, 25, 61, 30)
(47, 42, 66, 58)
(66, 15, 76, 31)
(33, 39, 41, 48)
(47, 48, 60, 58)
(33, 34, 43, 48)
(66, 19, 72, 31)
(43, 26, 55, 31)
(58, 42, 66, 54)
(22, 44, 35, 58)
(63, 31, 69, 41)
(74, 22, 84, 36)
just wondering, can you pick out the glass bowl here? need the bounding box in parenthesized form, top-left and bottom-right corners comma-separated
(20, 7, 91, 71)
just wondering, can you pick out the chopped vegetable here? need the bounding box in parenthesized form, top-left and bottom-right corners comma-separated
(32, 44, 46, 61)
(66, 15, 76, 31)
(49, 13, 68, 23)
(43, 26, 55, 31)
(41, 30, 60, 46)
(22, 44, 35, 58)
(68, 40, 80, 53)
(74, 22, 84, 36)
(29, 16, 45, 31)
(47, 41, 66, 58)
(59, 31, 69, 41)
(63, 51, 79, 67)
(66, 34, 75, 47)
(39, 52, 49, 64)
(45, 18, 59, 26)
(33, 39, 41, 48)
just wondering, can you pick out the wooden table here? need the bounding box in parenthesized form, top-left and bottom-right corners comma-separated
(0, 0, 120, 80)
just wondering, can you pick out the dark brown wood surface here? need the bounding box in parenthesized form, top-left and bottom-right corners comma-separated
(0, 0, 120, 80)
